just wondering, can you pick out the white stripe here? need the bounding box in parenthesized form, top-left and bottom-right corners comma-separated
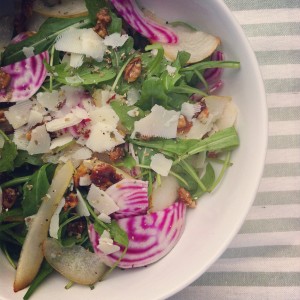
(207, 257, 300, 272)
(229, 231, 300, 248)
(269, 120, 300, 136)
(259, 176, 300, 192)
(267, 93, 300, 108)
(172, 286, 300, 300)
(249, 36, 300, 51)
(246, 204, 300, 220)
(233, 8, 300, 25)
(265, 148, 300, 164)
(260, 64, 300, 80)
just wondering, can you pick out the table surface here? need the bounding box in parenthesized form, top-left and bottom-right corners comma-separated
(170, 0, 300, 299)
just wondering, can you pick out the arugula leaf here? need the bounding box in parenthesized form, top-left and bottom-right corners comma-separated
(14, 151, 44, 168)
(136, 77, 170, 110)
(110, 220, 129, 247)
(22, 164, 54, 217)
(47, 62, 116, 87)
(110, 100, 145, 131)
(130, 127, 239, 159)
(2, 17, 90, 66)
(0, 130, 17, 172)
(193, 162, 215, 198)
(114, 153, 136, 169)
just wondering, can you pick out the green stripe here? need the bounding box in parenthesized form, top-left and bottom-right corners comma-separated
(243, 23, 300, 37)
(239, 219, 300, 234)
(264, 79, 300, 93)
(263, 163, 300, 177)
(193, 272, 300, 286)
(224, 0, 300, 10)
(222, 245, 300, 259)
(255, 50, 300, 65)
(268, 135, 300, 149)
(268, 106, 300, 122)
(255, 191, 300, 205)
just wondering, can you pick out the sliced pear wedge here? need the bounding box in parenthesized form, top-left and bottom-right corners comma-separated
(43, 238, 108, 285)
(14, 161, 74, 292)
(33, 0, 88, 18)
(159, 25, 220, 64)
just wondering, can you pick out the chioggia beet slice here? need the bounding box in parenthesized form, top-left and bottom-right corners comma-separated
(106, 179, 149, 219)
(89, 201, 186, 268)
(0, 50, 49, 102)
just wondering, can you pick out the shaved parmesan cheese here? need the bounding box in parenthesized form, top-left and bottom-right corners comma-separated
(181, 102, 197, 121)
(49, 198, 66, 239)
(50, 134, 73, 150)
(98, 213, 111, 223)
(104, 33, 129, 48)
(86, 123, 125, 153)
(13, 126, 30, 151)
(92, 89, 115, 107)
(22, 46, 35, 58)
(79, 174, 91, 186)
(89, 106, 119, 127)
(46, 113, 82, 132)
(87, 184, 119, 216)
(70, 53, 84, 68)
(166, 65, 177, 76)
(27, 110, 44, 128)
(127, 88, 140, 105)
(71, 106, 89, 120)
(4, 100, 32, 129)
(37, 90, 61, 111)
(76, 189, 90, 217)
(127, 107, 139, 117)
(27, 124, 51, 155)
(150, 153, 173, 176)
(55, 28, 106, 62)
(97, 230, 120, 255)
(182, 115, 214, 139)
(71, 147, 92, 160)
(132, 105, 180, 139)
(24, 215, 36, 229)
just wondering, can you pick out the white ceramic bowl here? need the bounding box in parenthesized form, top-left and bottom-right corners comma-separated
(0, 0, 267, 299)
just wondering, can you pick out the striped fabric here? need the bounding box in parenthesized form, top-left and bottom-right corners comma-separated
(170, 1, 300, 299)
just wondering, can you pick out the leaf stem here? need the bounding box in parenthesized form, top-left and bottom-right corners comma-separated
(0, 176, 30, 188)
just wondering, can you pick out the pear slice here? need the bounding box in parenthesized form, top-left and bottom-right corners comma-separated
(14, 161, 74, 292)
(43, 238, 108, 285)
(33, 0, 88, 18)
(159, 25, 220, 64)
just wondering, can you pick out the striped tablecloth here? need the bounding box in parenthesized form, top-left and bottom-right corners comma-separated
(170, 1, 300, 299)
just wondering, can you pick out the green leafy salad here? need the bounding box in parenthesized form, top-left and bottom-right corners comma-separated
(0, 0, 240, 298)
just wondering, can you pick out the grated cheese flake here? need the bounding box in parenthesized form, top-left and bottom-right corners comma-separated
(46, 112, 82, 132)
(27, 124, 51, 155)
(97, 230, 120, 255)
(98, 213, 111, 223)
(150, 153, 173, 176)
(36, 90, 61, 111)
(132, 105, 180, 139)
(50, 134, 73, 150)
(22, 46, 35, 58)
(87, 184, 119, 216)
(4, 100, 32, 129)
(76, 189, 90, 217)
(86, 123, 125, 153)
(104, 33, 129, 48)
(89, 106, 119, 127)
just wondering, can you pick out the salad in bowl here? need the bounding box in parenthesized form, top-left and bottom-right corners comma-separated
(0, 0, 241, 299)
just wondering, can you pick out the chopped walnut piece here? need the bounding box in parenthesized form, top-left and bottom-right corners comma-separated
(93, 8, 112, 38)
(177, 187, 196, 208)
(124, 57, 142, 83)
(2, 188, 18, 210)
(0, 69, 11, 90)
(177, 115, 193, 134)
(64, 192, 79, 211)
(108, 146, 125, 162)
(73, 164, 89, 188)
(90, 162, 123, 190)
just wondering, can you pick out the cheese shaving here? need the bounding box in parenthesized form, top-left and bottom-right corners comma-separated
(4, 100, 32, 129)
(49, 198, 66, 239)
(132, 105, 180, 139)
(27, 124, 51, 155)
(104, 33, 129, 48)
(50, 134, 73, 150)
(150, 153, 173, 176)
